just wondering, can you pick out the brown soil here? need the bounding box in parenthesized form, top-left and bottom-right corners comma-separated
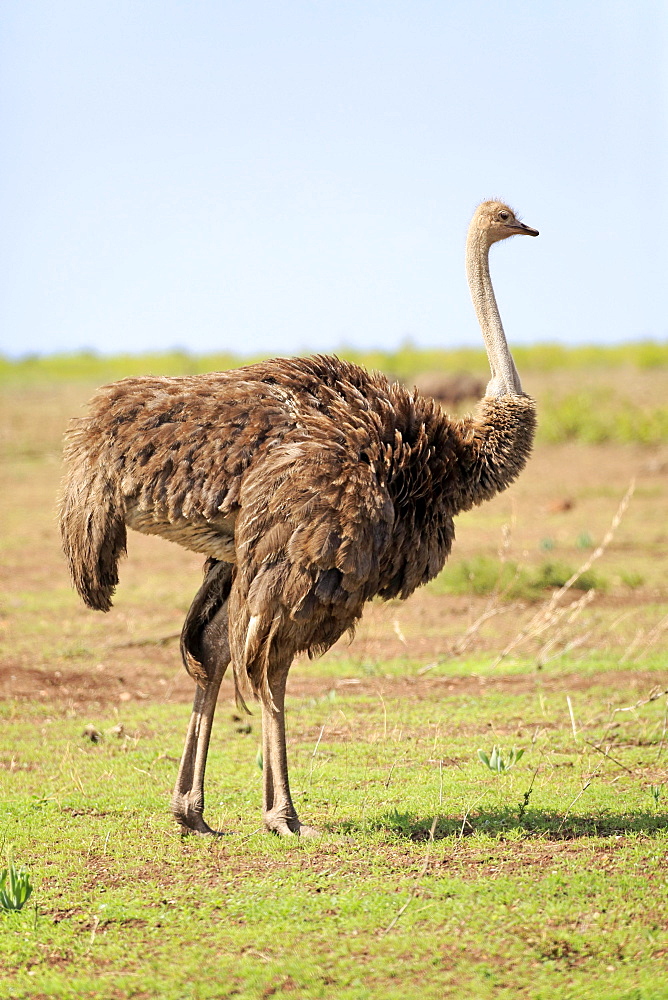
(0, 654, 662, 712)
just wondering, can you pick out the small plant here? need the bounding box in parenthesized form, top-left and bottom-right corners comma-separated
(429, 555, 510, 597)
(576, 532, 593, 550)
(517, 785, 533, 822)
(649, 785, 663, 808)
(0, 854, 33, 913)
(517, 764, 541, 823)
(477, 746, 525, 774)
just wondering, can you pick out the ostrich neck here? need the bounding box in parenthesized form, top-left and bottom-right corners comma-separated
(466, 229, 522, 396)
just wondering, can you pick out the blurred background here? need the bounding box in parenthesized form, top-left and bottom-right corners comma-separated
(1, 0, 666, 359)
(2, 0, 667, 677)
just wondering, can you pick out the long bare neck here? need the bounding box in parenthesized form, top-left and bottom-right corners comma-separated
(466, 228, 522, 396)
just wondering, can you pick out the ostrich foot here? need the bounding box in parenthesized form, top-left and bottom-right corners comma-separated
(263, 808, 320, 838)
(171, 792, 228, 837)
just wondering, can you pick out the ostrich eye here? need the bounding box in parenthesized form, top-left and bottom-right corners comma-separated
(498, 211, 510, 221)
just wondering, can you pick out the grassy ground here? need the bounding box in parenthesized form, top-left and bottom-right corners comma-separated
(1, 350, 668, 998)
(1, 662, 668, 999)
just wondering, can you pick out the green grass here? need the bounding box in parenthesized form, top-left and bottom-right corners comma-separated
(1, 659, 667, 999)
(540, 390, 668, 446)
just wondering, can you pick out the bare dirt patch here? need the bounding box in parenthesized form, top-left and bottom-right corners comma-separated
(1, 654, 662, 713)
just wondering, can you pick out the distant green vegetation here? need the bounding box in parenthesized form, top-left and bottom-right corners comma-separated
(2, 339, 667, 386)
(539, 389, 668, 445)
(344, 339, 668, 380)
(0, 349, 245, 386)
(429, 555, 605, 601)
(2, 341, 667, 444)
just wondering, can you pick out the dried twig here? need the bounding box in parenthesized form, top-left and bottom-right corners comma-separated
(450, 604, 513, 657)
(537, 632, 591, 668)
(308, 725, 326, 786)
(536, 590, 596, 665)
(88, 915, 100, 947)
(420, 519, 522, 671)
(381, 817, 438, 936)
(493, 480, 635, 667)
(312, 725, 326, 757)
(620, 611, 668, 664)
(459, 795, 485, 839)
(611, 686, 668, 717)
(583, 740, 634, 775)
(374, 688, 388, 740)
(566, 696, 578, 742)
(384, 752, 407, 789)
(557, 762, 603, 834)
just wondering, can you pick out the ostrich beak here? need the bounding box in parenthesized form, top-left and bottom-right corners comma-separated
(512, 221, 539, 237)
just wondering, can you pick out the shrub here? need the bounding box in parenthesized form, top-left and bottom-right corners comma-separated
(429, 556, 606, 602)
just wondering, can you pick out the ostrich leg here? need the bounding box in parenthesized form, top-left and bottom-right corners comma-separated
(261, 662, 319, 837)
(171, 647, 229, 834)
(171, 563, 232, 835)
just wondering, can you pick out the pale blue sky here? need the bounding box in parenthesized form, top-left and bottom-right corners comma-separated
(1, 0, 666, 358)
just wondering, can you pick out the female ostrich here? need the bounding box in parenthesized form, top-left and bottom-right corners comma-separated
(60, 201, 538, 837)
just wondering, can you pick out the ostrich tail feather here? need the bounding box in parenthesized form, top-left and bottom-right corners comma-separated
(59, 427, 127, 612)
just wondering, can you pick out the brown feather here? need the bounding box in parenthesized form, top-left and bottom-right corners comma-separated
(60, 354, 536, 704)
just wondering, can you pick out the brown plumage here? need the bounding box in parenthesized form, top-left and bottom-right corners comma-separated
(60, 200, 539, 837)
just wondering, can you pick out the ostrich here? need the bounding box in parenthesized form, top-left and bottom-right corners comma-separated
(60, 201, 538, 837)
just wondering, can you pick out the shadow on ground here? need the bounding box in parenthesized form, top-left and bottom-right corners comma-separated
(337, 807, 668, 841)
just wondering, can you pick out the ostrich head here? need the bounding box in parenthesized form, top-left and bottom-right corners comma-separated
(473, 200, 539, 245)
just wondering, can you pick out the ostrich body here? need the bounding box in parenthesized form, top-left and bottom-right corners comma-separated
(60, 201, 538, 836)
